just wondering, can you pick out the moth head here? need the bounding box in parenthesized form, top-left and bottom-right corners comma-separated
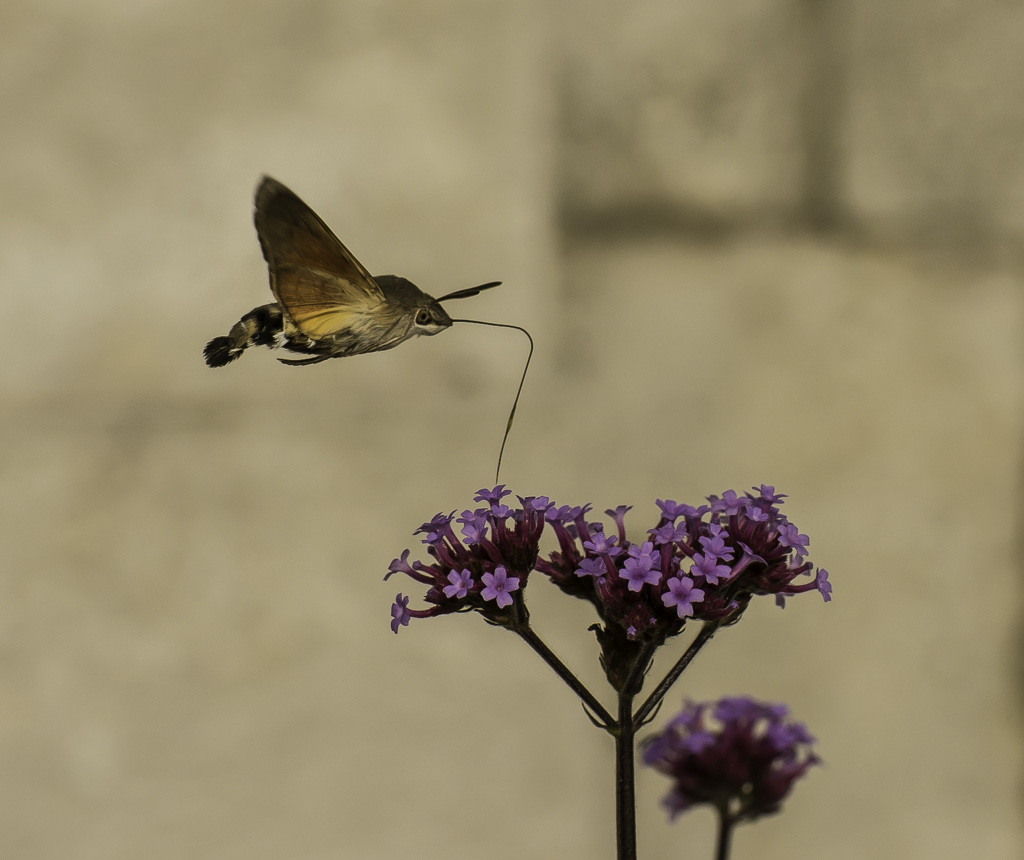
(375, 275, 453, 337)
(412, 300, 453, 335)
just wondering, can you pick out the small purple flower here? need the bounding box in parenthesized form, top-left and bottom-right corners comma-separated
(416, 512, 453, 544)
(443, 569, 474, 599)
(583, 530, 622, 557)
(474, 485, 511, 504)
(627, 540, 658, 561)
(650, 522, 687, 545)
(481, 565, 520, 608)
(662, 576, 705, 618)
(621, 545, 662, 592)
(491, 504, 512, 519)
(390, 594, 411, 633)
(458, 509, 489, 544)
(744, 503, 769, 522)
(709, 490, 744, 516)
(697, 533, 734, 562)
(755, 485, 787, 504)
(575, 557, 607, 578)
(656, 499, 690, 521)
(689, 552, 732, 585)
(778, 523, 810, 558)
(385, 549, 415, 579)
(816, 568, 832, 602)
(529, 496, 552, 511)
(545, 505, 573, 524)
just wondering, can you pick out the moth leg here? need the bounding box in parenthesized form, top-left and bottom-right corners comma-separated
(277, 355, 330, 366)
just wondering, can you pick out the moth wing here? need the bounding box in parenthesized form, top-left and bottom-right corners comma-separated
(254, 176, 385, 340)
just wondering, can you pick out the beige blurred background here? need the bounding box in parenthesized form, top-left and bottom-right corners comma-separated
(1, 1, 1022, 857)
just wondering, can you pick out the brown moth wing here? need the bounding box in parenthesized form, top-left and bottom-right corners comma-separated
(254, 176, 385, 340)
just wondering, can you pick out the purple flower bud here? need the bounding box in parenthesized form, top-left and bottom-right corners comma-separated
(443, 569, 474, 599)
(390, 594, 411, 634)
(481, 565, 520, 608)
(604, 505, 633, 542)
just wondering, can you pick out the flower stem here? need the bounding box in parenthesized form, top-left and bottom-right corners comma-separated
(634, 622, 718, 725)
(515, 625, 616, 729)
(614, 643, 654, 860)
(616, 688, 637, 860)
(715, 811, 734, 860)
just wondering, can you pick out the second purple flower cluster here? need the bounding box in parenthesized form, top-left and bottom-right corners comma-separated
(643, 696, 820, 823)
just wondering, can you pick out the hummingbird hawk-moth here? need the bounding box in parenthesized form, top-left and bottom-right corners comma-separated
(203, 176, 502, 368)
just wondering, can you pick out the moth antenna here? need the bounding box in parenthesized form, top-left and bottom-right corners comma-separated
(451, 318, 534, 484)
(437, 281, 502, 302)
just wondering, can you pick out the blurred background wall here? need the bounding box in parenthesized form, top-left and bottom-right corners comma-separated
(0, 1, 1021, 858)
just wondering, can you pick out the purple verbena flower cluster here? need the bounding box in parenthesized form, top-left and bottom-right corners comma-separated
(536, 484, 830, 641)
(385, 486, 546, 632)
(642, 696, 820, 823)
(386, 485, 830, 638)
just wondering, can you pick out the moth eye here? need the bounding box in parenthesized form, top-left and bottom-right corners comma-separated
(415, 309, 431, 326)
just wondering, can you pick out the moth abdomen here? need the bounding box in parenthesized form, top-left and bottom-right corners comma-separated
(203, 336, 239, 367)
(203, 303, 284, 367)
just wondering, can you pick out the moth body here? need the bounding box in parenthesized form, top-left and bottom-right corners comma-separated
(203, 276, 452, 367)
(204, 177, 493, 369)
